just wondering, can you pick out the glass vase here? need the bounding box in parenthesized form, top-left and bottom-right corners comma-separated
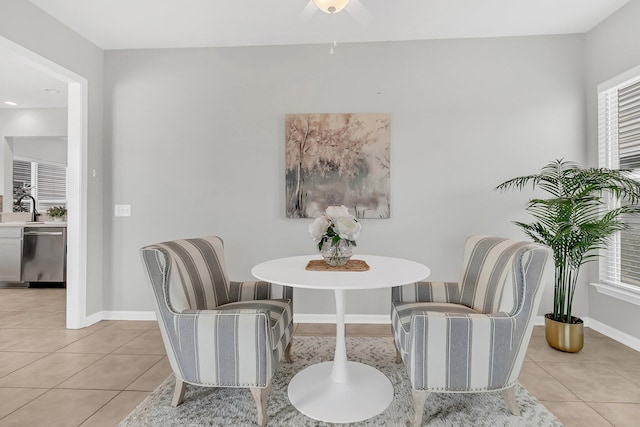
(320, 239, 353, 266)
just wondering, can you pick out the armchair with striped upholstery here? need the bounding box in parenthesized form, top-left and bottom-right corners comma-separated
(391, 236, 553, 426)
(141, 236, 293, 426)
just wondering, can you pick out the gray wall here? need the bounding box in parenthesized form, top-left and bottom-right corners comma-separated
(104, 35, 586, 317)
(12, 136, 68, 167)
(585, 0, 640, 337)
(0, 0, 105, 315)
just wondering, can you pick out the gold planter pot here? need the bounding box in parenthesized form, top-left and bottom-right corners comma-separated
(544, 314, 584, 353)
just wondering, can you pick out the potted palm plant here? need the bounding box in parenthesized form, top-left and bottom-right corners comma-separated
(497, 159, 640, 352)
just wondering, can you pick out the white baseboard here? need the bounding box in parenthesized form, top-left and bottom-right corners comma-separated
(83, 311, 104, 327)
(293, 314, 391, 324)
(87, 311, 157, 323)
(584, 317, 640, 352)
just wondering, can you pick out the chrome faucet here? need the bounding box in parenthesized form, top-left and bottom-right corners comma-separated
(16, 195, 39, 222)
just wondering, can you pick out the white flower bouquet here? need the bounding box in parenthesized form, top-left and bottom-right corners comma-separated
(309, 205, 362, 252)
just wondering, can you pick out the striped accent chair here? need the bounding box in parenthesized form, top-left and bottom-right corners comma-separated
(391, 235, 553, 426)
(140, 236, 294, 427)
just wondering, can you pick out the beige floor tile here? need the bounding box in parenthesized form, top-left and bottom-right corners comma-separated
(0, 312, 35, 328)
(519, 360, 545, 377)
(542, 401, 613, 427)
(526, 335, 636, 364)
(610, 360, 640, 388)
(0, 387, 47, 419)
(518, 361, 580, 401)
(113, 330, 166, 355)
(0, 352, 48, 378)
(588, 402, 640, 427)
(3, 328, 94, 352)
(126, 357, 172, 391)
(0, 330, 32, 350)
(540, 362, 640, 403)
(79, 320, 113, 333)
(0, 389, 117, 427)
(10, 298, 65, 313)
(56, 328, 146, 354)
(1, 288, 640, 426)
(13, 311, 66, 329)
(0, 353, 104, 388)
(346, 323, 393, 337)
(583, 328, 608, 339)
(100, 320, 157, 331)
(589, 337, 640, 363)
(79, 391, 148, 427)
(58, 354, 163, 390)
(295, 323, 338, 336)
(530, 325, 545, 337)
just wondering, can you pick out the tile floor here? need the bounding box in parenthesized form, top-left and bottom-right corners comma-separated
(0, 288, 639, 426)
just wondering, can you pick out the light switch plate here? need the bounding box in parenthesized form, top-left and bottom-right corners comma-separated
(115, 204, 131, 217)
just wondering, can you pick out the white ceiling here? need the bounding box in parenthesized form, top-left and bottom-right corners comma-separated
(0, 0, 630, 110)
(29, 0, 629, 50)
(0, 45, 68, 109)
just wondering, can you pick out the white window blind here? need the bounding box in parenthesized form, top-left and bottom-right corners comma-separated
(13, 160, 31, 189)
(36, 163, 67, 211)
(599, 73, 640, 288)
(12, 160, 67, 212)
(12, 160, 34, 213)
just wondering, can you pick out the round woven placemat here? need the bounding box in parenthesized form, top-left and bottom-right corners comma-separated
(305, 259, 370, 271)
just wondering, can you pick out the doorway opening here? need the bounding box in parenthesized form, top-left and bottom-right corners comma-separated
(0, 36, 89, 329)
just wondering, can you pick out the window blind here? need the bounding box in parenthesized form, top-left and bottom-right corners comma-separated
(12, 160, 33, 212)
(12, 160, 31, 189)
(599, 74, 640, 288)
(36, 163, 67, 211)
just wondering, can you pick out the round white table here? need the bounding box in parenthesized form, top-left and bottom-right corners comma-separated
(251, 255, 430, 424)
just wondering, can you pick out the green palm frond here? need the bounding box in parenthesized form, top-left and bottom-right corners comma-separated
(496, 159, 640, 322)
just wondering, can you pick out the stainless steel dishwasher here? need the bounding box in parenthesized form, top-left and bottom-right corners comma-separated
(22, 227, 66, 284)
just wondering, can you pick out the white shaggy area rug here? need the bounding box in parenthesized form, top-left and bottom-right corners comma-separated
(120, 336, 562, 426)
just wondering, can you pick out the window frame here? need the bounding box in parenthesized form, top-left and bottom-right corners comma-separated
(595, 64, 640, 305)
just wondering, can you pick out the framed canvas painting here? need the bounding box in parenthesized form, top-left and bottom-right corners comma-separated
(286, 113, 390, 219)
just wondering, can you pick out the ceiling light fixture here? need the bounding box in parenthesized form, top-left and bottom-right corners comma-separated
(4, 101, 17, 106)
(312, 0, 350, 14)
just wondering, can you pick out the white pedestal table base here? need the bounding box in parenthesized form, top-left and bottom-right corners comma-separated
(251, 256, 430, 423)
(287, 360, 394, 423)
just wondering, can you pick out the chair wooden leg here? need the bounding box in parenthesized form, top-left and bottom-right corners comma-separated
(503, 385, 521, 416)
(251, 385, 271, 427)
(392, 338, 403, 364)
(284, 341, 293, 363)
(412, 389, 430, 427)
(171, 377, 187, 407)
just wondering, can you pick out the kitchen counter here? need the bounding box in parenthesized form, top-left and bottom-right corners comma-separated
(0, 222, 67, 227)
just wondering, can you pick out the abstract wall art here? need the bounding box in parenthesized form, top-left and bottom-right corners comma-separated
(285, 113, 390, 219)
